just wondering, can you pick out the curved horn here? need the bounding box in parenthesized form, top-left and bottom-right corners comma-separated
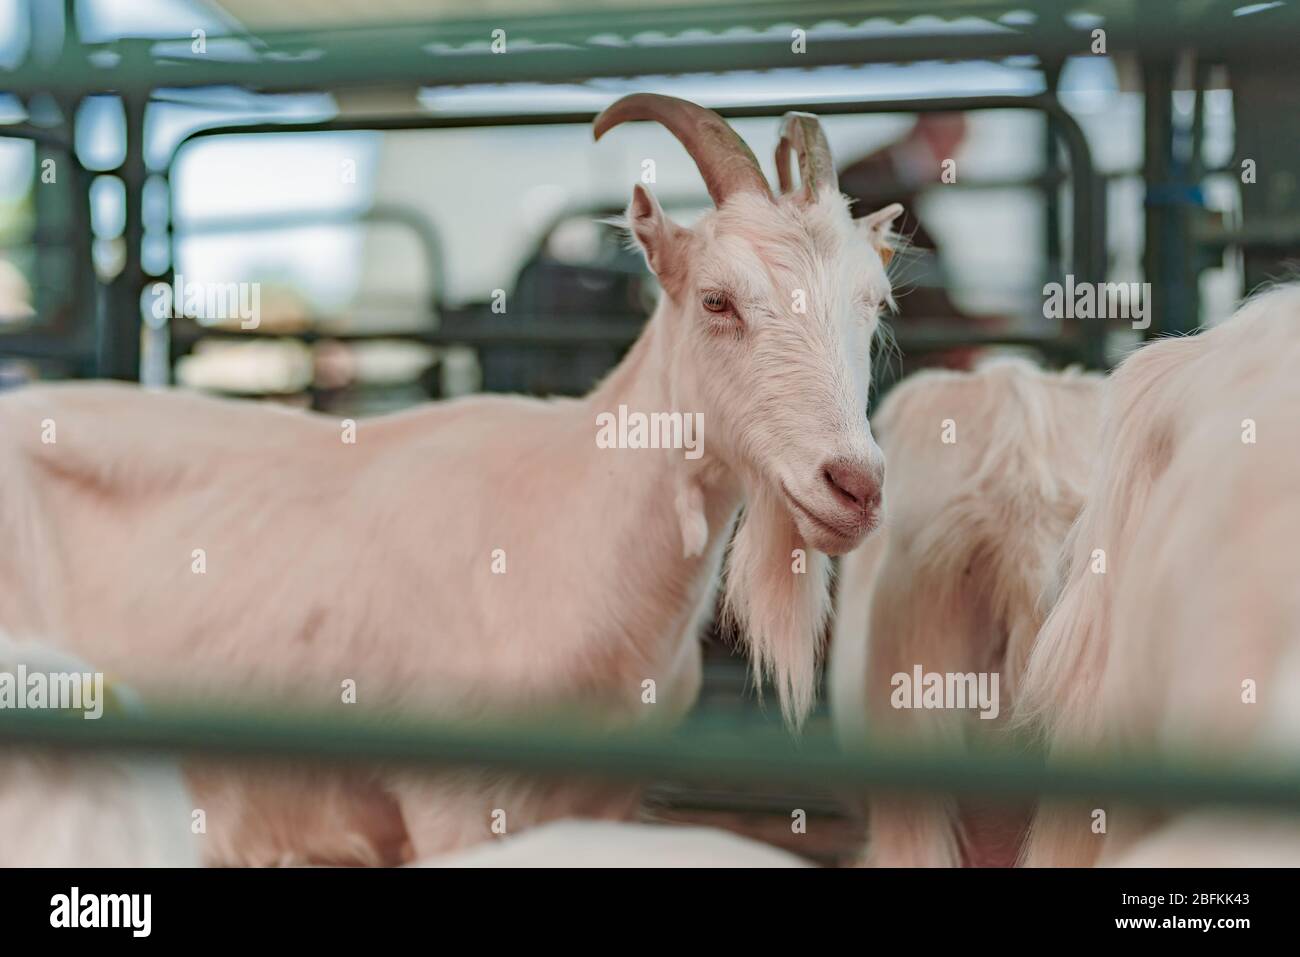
(594, 93, 770, 206)
(775, 112, 837, 198)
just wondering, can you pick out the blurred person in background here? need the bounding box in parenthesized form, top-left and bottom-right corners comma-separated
(839, 113, 1002, 373)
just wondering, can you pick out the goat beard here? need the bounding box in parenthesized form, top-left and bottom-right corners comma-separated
(723, 482, 833, 728)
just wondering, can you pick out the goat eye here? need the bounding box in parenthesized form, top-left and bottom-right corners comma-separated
(702, 291, 730, 313)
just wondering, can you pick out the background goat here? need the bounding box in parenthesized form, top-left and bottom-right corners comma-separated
(0, 94, 900, 865)
(1020, 284, 1300, 866)
(831, 358, 1103, 866)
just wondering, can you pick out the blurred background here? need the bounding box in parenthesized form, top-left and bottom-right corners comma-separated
(3, 0, 1299, 862)
(7, 0, 1297, 413)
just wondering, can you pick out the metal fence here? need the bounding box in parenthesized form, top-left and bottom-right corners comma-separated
(2, 0, 1299, 859)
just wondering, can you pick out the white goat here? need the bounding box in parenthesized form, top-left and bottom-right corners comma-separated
(1020, 285, 1300, 867)
(0, 95, 901, 865)
(831, 359, 1103, 866)
(420, 819, 810, 868)
(0, 631, 199, 867)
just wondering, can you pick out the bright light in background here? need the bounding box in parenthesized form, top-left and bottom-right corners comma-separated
(76, 96, 128, 171)
(173, 133, 378, 220)
(178, 225, 368, 315)
(1233, 2, 1286, 17)
(3, 0, 237, 66)
(0, 95, 25, 123)
(1057, 54, 1120, 111)
(172, 132, 381, 312)
(146, 91, 337, 169)
(0, 140, 33, 206)
(75, 0, 235, 41)
(1065, 11, 1106, 30)
(0, 0, 29, 70)
(419, 61, 1045, 115)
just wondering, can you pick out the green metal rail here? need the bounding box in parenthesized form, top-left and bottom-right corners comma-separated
(3, 2, 1299, 98)
(3, 705, 1299, 813)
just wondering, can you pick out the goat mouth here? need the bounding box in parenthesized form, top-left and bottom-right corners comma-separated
(780, 483, 869, 544)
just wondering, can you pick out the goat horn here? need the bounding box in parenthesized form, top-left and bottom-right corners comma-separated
(594, 93, 770, 206)
(775, 112, 837, 198)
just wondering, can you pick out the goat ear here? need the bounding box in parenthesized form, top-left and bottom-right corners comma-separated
(628, 184, 690, 295)
(858, 202, 904, 266)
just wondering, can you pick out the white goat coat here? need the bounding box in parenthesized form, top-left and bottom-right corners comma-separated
(421, 820, 809, 868)
(831, 359, 1103, 866)
(1021, 285, 1300, 866)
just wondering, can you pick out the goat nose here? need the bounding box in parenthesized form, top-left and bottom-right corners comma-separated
(821, 458, 882, 512)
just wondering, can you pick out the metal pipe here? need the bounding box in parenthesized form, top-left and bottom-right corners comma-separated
(3, 705, 1299, 812)
(167, 93, 1104, 366)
